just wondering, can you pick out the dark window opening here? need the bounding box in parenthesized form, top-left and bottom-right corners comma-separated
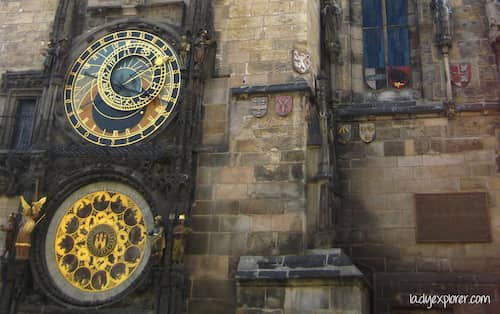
(11, 99, 35, 149)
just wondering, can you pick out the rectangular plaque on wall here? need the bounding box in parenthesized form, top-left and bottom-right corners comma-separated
(415, 192, 491, 243)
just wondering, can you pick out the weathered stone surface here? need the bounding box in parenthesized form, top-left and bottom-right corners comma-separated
(238, 287, 265, 308)
(185, 255, 229, 280)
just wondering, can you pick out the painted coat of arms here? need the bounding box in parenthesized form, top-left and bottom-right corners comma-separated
(251, 96, 268, 118)
(450, 63, 471, 88)
(275, 95, 293, 116)
(336, 124, 352, 144)
(292, 49, 311, 74)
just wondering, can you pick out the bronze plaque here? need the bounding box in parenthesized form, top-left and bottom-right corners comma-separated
(415, 192, 491, 243)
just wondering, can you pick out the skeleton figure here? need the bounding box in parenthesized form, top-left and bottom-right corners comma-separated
(15, 196, 46, 261)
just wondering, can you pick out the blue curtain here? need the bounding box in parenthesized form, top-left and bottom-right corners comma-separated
(362, 0, 410, 70)
(362, 0, 384, 68)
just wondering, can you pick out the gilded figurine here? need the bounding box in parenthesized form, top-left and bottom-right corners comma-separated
(0, 213, 17, 258)
(171, 214, 192, 264)
(149, 215, 166, 263)
(15, 196, 46, 261)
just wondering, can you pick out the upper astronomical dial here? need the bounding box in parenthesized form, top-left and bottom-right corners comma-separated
(64, 30, 181, 147)
(98, 41, 170, 111)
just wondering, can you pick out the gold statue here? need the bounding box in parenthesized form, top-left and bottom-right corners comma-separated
(171, 214, 192, 264)
(15, 196, 46, 260)
(149, 215, 166, 263)
(0, 213, 17, 258)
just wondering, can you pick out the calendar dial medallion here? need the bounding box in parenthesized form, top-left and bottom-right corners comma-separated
(64, 30, 181, 147)
(44, 182, 154, 306)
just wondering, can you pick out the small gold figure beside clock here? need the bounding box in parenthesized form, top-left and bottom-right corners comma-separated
(64, 30, 182, 147)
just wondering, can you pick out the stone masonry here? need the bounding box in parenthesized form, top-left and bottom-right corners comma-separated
(0, 0, 499, 313)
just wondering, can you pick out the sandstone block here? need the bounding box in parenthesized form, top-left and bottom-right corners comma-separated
(240, 199, 284, 214)
(271, 213, 303, 232)
(220, 215, 251, 232)
(214, 167, 256, 184)
(185, 255, 229, 280)
(284, 287, 329, 311)
(247, 232, 275, 255)
(186, 233, 210, 255)
(278, 232, 303, 255)
(215, 200, 240, 214)
(209, 232, 247, 255)
(251, 215, 273, 232)
(238, 286, 265, 308)
(216, 184, 249, 200)
(254, 165, 290, 181)
(192, 279, 235, 300)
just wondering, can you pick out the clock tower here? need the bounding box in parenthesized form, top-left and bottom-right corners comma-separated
(0, 0, 213, 312)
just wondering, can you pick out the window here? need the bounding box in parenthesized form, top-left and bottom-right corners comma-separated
(11, 99, 35, 149)
(362, 0, 410, 89)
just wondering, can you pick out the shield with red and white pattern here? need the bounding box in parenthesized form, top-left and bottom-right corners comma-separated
(450, 63, 471, 88)
(275, 95, 293, 116)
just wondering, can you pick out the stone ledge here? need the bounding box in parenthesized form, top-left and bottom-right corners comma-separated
(336, 101, 500, 118)
(231, 79, 312, 96)
(87, 0, 186, 10)
(236, 249, 364, 281)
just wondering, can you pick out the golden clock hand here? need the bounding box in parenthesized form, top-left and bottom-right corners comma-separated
(82, 71, 98, 79)
(121, 57, 165, 86)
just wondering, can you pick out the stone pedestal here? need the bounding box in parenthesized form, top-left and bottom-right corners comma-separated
(235, 249, 370, 314)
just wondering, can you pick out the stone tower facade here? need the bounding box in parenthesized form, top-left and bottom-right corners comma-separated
(0, 0, 498, 314)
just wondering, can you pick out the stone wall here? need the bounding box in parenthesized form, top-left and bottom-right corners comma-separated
(188, 1, 322, 312)
(189, 90, 309, 313)
(337, 0, 499, 104)
(213, 0, 320, 87)
(336, 113, 500, 313)
(334, 0, 500, 311)
(0, 0, 57, 255)
(0, 0, 57, 76)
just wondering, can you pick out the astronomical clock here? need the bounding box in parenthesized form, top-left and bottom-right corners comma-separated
(26, 18, 202, 310)
(0, 0, 213, 313)
(63, 30, 181, 147)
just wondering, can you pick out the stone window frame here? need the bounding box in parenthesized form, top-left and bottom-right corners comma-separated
(361, 0, 413, 91)
(1, 89, 42, 149)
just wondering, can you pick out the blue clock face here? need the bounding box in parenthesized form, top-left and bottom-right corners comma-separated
(64, 30, 181, 147)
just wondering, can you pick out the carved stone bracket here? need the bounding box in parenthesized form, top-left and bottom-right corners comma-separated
(0, 71, 45, 93)
(0, 151, 48, 196)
